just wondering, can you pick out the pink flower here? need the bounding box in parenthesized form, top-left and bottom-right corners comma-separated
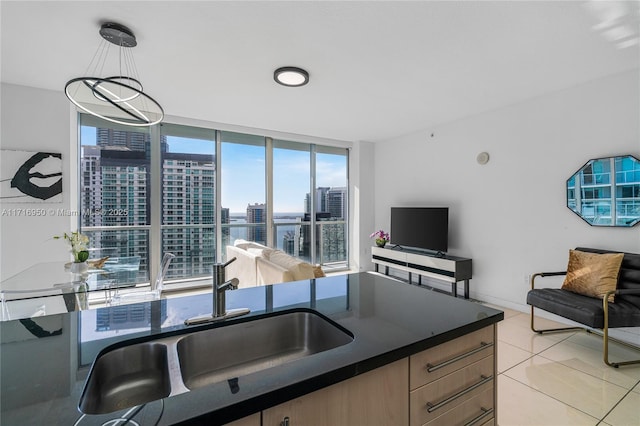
(370, 230, 389, 241)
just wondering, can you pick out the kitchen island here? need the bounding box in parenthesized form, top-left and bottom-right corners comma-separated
(0, 272, 503, 425)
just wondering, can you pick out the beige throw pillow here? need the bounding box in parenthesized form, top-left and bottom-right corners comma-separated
(313, 265, 326, 278)
(561, 249, 624, 303)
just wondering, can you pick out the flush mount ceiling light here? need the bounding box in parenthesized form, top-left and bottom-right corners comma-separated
(64, 22, 164, 127)
(274, 67, 309, 87)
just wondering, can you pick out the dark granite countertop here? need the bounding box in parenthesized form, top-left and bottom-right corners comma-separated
(0, 272, 503, 425)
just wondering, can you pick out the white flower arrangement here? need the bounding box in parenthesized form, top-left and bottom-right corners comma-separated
(54, 231, 90, 263)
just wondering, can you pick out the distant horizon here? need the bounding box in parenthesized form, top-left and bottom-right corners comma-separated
(229, 211, 304, 217)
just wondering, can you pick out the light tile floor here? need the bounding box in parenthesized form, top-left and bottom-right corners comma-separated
(491, 305, 640, 426)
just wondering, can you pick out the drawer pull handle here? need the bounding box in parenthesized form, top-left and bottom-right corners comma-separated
(426, 341, 493, 373)
(465, 407, 494, 426)
(425, 374, 493, 413)
(280, 416, 290, 426)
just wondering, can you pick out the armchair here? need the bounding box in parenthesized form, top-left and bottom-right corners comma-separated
(527, 247, 640, 368)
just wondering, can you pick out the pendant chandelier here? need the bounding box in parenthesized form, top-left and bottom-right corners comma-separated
(64, 22, 164, 127)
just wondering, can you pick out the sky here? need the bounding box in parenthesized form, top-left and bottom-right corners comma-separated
(80, 126, 347, 214)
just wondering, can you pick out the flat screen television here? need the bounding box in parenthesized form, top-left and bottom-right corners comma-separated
(390, 207, 448, 253)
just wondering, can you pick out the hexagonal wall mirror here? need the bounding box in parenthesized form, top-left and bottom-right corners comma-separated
(567, 155, 640, 227)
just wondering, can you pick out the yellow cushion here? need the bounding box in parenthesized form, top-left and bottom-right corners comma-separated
(561, 249, 624, 302)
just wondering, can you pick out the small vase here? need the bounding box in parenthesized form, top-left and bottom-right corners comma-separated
(376, 239, 387, 248)
(70, 261, 89, 274)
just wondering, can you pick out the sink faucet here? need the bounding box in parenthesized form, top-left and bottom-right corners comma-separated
(213, 277, 239, 318)
(185, 257, 250, 326)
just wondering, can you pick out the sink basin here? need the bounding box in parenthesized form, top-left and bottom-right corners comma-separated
(79, 309, 353, 414)
(79, 343, 171, 415)
(177, 311, 354, 390)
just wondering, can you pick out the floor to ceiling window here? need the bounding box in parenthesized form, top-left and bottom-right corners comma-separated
(314, 147, 348, 268)
(273, 139, 311, 261)
(79, 115, 151, 282)
(160, 124, 216, 280)
(220, 131, 267, 250)
(79, 115, 349, 286)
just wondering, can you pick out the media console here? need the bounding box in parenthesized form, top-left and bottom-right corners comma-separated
(371, 246, 473, 298)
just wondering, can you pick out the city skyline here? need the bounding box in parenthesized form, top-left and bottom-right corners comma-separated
(80, 127, 346, 213)
(79, 125, 348, 278)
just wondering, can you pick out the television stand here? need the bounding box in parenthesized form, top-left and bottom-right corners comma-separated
(371, 246, 473, 298)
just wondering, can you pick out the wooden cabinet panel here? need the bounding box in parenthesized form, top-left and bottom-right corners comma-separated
(410, 355, 494, 426)
(422, 387, 494, 426)
(262, 358, 408, 426)
(410, 326, 494, 390)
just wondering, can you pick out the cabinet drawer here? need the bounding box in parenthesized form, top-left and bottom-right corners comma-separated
(420, 387, 494, 426)
(410, 355, 494, 426)
(410, 326, 494, 390)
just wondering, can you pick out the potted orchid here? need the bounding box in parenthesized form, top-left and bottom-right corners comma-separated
(370, 230, 390, 248)
(55, 231, 90, 272)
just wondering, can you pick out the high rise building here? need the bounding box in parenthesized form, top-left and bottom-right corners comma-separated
(97, 127, 149, 152)
(246, 203, 266, 244)
(81, 144, 150, 274)
(162, 153, 216, 277)
(221, 207, 230, 249)
(301, 187, 348, 263)
(326, 187, 347, 219)
(282, 230, 297, 256)
(81, 128, 217, 280)
(305, 187, 330, 214)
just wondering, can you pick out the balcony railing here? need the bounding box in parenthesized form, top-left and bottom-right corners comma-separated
(81, 220, 348, 285)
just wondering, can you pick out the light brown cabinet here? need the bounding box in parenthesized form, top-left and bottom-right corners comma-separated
(409, 325, 496, 426)
(225, 325, 496, 426)
(262, 358, 408, 426)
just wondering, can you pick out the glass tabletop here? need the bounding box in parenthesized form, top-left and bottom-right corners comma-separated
(0, 257, 147, 301)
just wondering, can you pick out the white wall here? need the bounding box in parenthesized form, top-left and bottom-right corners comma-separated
(1, 83, 74, 280)
(349, 141, 376, 272)
(373, 69, 640, 313)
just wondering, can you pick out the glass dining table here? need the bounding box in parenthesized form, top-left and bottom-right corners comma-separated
(0, 257, 146, 321)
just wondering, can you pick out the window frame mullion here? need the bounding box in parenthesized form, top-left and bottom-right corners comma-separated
(149, 124, 162, 286)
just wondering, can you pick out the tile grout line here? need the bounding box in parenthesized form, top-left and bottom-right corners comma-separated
(500, 314, 640, 425)
(499, 373, 602, 425)
(596, 380, 640, 425)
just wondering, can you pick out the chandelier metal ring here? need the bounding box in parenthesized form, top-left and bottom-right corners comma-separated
(64, 21, 163, 127)
(66, 77, 163, 127)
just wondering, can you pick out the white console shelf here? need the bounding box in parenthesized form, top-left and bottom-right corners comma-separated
(371, 246, 473, 298)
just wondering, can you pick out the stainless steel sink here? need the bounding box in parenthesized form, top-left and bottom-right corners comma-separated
(79, 310, 353, 414)
(79, 343, 171, 415)
(177, 311, 354, 390)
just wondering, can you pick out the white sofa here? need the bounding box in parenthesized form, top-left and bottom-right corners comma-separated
(225, 240, 323, 288)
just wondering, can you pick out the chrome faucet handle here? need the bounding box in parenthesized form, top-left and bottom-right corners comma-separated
(222, 257, 237, 268)
(218, 278, 239, 291)
(224, 278, 239, 290)
(183, 270, 248, 326)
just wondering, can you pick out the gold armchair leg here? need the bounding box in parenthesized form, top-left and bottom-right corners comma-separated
(530, 273, 585, 336)
(601, 297, 640, 368)
(530, 305, 584, 334)
(529, 306, 640, 368)
(529, 275, 640, 368)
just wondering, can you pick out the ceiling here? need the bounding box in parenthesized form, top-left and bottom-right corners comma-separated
(2, 1, 638, 143)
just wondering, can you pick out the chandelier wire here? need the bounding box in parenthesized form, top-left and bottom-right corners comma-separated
(64, 22, 163, 127)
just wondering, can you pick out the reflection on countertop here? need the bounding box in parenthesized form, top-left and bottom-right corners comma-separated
(0, 272, 503, 426)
